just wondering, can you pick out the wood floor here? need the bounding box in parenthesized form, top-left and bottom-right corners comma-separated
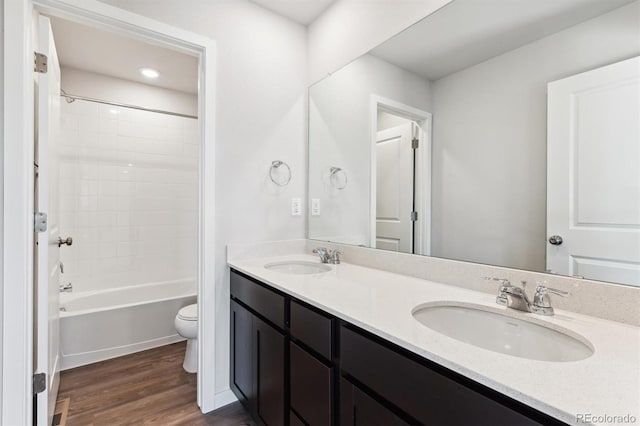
(58, 342, 255, 425)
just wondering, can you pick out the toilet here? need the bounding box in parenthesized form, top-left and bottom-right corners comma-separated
(174, 303, 198, 373)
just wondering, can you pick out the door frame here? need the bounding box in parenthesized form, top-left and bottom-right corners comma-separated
(369, 95, 432, 255)
(2, 1, 219, 424)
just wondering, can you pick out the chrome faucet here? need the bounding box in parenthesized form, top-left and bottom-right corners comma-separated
(59, 282, 73, 293)
(486, 277, 531, 312)
(485, 277, 569, 316)
(313, 247, 330, 263)
(312, 247, 343, 264)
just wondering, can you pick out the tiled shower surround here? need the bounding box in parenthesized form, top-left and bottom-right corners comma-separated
(59, 99, 198, 293)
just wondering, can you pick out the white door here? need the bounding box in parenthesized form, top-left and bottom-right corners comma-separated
(375, 123, 415, 253)
(547, 56, 640, 286)
(35, 15, 62, 426)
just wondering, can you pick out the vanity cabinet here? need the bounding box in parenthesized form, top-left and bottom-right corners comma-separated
(229, 269, 565, 426)
(230, 274, 286, 426)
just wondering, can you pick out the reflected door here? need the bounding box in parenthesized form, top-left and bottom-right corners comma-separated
(547, 56, 640, 286)
(375, 123, 415, 253)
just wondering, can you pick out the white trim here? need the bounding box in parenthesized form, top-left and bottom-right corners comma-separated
(2, 1, 219, 422)
(2, 1, 35, 424)
(214, 389, 238, 409)
(369, 95, 432, 255)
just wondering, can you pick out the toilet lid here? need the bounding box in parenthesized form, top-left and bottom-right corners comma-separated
(178, 304, 197, 321)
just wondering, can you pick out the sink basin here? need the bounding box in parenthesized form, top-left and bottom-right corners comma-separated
(264, 261, 331, 275)
(412, 303, 593, 362)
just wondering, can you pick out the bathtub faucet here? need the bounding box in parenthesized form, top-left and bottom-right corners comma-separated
(59, 282, 73, 293)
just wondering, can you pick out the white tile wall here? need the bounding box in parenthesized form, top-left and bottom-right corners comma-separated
(59, 99, 198, 293)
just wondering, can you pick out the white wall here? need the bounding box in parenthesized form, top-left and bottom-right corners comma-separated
(59, 99, 198, 293)
(309, 54, 430, 245)
(430, 2, 640, 271)
(61, 66, 197, 117)
(98, 0, 307, 400)
(0, 0, 4, 418)
(307, 0, 452, 84)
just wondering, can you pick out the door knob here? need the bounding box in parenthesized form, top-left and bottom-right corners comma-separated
(57, 236, 73, 247)
(548, 235, 563, 246)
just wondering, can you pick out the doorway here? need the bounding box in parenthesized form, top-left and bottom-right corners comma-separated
(370, 95, 432, 255)
(2, 1, 216, 424)
(35, 13, 201, 425)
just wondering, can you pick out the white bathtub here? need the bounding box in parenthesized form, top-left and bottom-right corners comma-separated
(59, 279, 197, 370)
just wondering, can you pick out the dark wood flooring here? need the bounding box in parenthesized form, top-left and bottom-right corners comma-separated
(58, 342, 255, 425)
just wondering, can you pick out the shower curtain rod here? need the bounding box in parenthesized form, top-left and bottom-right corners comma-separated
(59, 90, 198, 119)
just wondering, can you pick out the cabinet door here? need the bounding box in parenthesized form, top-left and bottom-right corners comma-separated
(253, 316, 286, 426)
(340, 378, 407, 426)
(290, 342, 332, 425)
(230, 300, 253, 407)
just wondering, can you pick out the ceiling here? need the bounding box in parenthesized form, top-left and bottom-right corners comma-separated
(371, 0, 635, 81)
(49, 16, 198, 94)
(250, 0, 336, 25)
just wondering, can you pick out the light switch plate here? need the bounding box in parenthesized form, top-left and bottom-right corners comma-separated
(311, 198, 320, 216)
(291, 198, 302, 216)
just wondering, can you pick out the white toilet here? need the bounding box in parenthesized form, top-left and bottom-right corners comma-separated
(174, 303, 198, 373)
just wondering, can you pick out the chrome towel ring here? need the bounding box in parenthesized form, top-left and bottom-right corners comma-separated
(270, 160, 291, 186)
(330, 166, 347, 190)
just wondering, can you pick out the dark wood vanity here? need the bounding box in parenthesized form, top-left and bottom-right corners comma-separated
(230, 269, 566, 426)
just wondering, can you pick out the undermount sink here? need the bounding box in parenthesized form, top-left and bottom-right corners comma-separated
(264, 261, 331, 275)
(412, 303, 593, 362)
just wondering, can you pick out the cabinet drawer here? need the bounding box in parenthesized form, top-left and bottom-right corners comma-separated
(340, 325, 542, 426)
(290, 300, 333, 360)
(231, 270, 285, 329)
(290, 342, 332, 426)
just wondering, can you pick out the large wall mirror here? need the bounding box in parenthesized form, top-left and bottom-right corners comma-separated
(308, 0, 640, 287)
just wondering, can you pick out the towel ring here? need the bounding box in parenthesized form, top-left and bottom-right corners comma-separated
(270, 160, 291, 186)
(330, 166, 347, 190)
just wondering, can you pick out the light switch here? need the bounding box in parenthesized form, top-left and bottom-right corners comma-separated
(311, 198, 321, 216)
(291, 198, 302, 216)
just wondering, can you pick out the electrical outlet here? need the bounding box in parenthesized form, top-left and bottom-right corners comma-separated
(291, 198, 302, 216)
(311, 198, 320, 216)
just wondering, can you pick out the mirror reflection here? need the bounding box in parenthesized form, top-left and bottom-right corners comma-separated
(308, 0, 640, 286)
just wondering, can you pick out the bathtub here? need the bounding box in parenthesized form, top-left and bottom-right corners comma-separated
(59, 279, 197, 370)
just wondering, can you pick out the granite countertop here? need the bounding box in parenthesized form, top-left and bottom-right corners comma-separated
(228, 253, 640, 426)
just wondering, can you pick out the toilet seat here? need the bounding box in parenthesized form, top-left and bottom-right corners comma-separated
(177, 304, 197, 321)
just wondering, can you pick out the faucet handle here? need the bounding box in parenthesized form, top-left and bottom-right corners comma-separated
(313, 247, 330, 263)
(486, 277, 511, 306)
(329, 249, 343, 264)
(535, 284, 570, 297)
(532, 283, 569, 316)
(484, 277, 511, 290)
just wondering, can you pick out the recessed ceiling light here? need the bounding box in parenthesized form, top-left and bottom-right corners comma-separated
(139, 67, 159, 79)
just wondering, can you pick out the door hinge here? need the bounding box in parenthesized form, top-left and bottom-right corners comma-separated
(33, 373, 46, 394)
(34, 52, 48, 73)
(411, 138, 419, 149)
(34, 212, 48, 233)
(410, 211, 418, 221)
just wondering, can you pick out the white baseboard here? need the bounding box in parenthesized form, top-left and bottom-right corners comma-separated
(61, 334, 186, 370)
(211, 389, 238, 412)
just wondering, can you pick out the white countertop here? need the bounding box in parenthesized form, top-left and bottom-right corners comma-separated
(228, 254, 640, 426)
